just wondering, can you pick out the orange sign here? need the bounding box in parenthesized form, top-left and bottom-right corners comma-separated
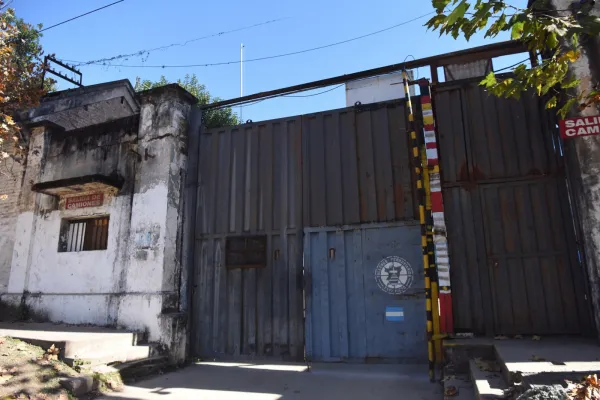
(66, 193, 104, 210)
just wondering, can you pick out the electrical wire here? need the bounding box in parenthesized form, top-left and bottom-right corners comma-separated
(494, 57, 531, 72)
(222, 71, 404, 109)
(40, 0, 124, 32)
(282, 84, 344, 97)
(68, 11, 436, 69)
(61, 17, 289, 66)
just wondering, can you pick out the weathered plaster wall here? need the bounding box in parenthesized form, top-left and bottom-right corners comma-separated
(3, 84, 195, 361)
(550, 1, 600, 335)
(6, 118, 138, 327)
(121, 85, 192, 359)
(0, 151, 25, 293)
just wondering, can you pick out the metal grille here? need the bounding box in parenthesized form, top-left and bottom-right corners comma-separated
(64, 217, 109, 252)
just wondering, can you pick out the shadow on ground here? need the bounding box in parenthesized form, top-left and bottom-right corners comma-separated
(100, 362, 442, 400)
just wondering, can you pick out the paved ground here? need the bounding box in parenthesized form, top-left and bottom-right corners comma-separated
(100, 362, 442, 400)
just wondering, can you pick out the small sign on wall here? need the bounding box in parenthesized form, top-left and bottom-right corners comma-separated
(385, 306, 404, 322)
(66, 193, 104, 210)
(559, 115, 600, 139)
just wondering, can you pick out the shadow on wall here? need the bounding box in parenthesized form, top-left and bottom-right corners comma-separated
(0, 298, 48, 323)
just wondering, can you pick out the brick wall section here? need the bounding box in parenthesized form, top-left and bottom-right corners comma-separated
(0, 154, 25, 293)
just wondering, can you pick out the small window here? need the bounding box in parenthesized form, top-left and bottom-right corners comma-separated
(59, 216, 109, 252)
(225, 236, 267, 270)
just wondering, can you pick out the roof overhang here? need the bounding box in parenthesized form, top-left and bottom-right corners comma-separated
(20, 80, 140, 131)
(31, 174, 124, 197)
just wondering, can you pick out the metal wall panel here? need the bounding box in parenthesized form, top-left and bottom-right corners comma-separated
(437, 82, 559, 184)
(304, 223, 426, 362)
(435, 81, 592, 335)
(303, 102, 415, 227)
(192, 117, 304, 359)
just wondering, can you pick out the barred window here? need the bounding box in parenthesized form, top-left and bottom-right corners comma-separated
(59, 216, 109, 252)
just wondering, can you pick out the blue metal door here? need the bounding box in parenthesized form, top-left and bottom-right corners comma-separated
(304, 223, 427, 363)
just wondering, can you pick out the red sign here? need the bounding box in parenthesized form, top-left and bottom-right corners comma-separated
(66, 193, 104, 210)
(559, 115, 600, 139)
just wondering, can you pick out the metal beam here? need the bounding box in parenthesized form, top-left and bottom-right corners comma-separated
(203, 40, 526, 110)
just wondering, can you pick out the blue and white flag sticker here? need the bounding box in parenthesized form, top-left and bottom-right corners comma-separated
(386, 306, 404, 322)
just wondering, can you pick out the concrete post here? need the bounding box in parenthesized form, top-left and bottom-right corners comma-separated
(550, 1, 600, 334)
(118, 84, 196, 361)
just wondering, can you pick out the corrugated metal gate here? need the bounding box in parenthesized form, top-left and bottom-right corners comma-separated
(304, 223, 425, 362)
(192, 117, 304, 359)
(435, 80, 592, 335)
(301, 102, 425, 362)
(191, 100, 426, 361)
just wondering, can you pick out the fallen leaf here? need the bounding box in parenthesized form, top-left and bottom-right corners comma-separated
(530, 354, 546, 362)
(474, 357, 501, 372)
(444, 386, 458, 397)
(532, 335, 541, 341)
(494, 335, 508, 340)
(0, 337, 5, 344)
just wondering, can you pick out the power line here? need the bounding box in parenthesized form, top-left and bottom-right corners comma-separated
(67, 11, 436, 69)
(282, 83, 345, 97)
(61, 17, 289, 66)
(40, 0, 124, 32)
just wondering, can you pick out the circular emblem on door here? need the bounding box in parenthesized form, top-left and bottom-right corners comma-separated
(375, 256, 414, 294)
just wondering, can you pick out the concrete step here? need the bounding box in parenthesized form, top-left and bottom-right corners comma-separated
(469, 359, 508, 399)
(0, 322, 141, 361)
(65, 345, 152, 367)
(443, 338, 496, 374)
(493, 337, 600, 388)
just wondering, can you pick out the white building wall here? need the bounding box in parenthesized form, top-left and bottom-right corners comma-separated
(1, 83, 194, 361)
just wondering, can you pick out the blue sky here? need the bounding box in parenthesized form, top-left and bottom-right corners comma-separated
(17, 0, 525, 121)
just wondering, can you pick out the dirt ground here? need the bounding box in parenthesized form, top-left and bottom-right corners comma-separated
(0, 336, 79, 399)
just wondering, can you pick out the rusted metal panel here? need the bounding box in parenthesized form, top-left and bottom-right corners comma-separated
(481, 179, 589, 334)
(435, 82, 592, 335)
(302, 102, 415, 227)
(194, 116, 304, 359)
(194, 233, 303, 359)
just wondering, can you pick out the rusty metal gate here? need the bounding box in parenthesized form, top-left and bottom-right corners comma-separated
(434, 80, 592, 335)
(189, 99, 428, 361)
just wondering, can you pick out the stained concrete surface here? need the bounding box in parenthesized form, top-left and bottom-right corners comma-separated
(100, 362, 442, 400)
(494, 337, 600, 386)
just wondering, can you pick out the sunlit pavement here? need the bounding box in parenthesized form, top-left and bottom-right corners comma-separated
(100, 361, 442, 400)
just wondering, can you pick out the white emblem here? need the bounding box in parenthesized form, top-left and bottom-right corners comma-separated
(375, 256, 414, 294)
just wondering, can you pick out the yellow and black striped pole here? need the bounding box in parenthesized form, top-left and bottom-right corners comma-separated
(402, 70, 435, 382)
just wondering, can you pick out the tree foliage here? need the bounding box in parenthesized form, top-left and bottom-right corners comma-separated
(134, 74, 239, 129)
(426, 0, 600, 117)
(0, 4, 51, 165)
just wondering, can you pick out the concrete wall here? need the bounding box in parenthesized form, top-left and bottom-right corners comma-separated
(2, 83, 195, 361)
(550, 0, 600, 335)
(0, 150, 25, 293)
(6, 117, 138, 326)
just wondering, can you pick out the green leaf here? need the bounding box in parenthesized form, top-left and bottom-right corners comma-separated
(558, 98, 579, 119)
(511, 21, 525, 39)
(425, 14, 448, 30)
(561, 78, 581, 89)
(446, 1, 469, 26)
(545, 96, 558, 109)
(480, 72, 497, 88)
(432, 0, 453, 13)
(545, 32, 559, 49)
